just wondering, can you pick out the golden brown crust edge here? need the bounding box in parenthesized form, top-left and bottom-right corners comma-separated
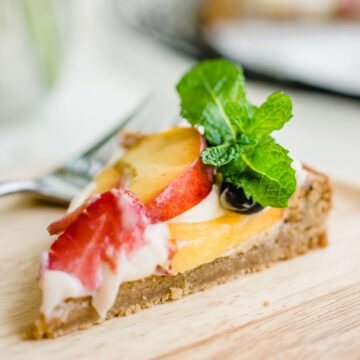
(26, 167, 332, 339)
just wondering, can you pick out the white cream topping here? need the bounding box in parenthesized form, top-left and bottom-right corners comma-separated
(40, 271, 89, 319)
(40, 222, 169, 320)
(123, 224, 169, 281)
(169, 185, 225, 223)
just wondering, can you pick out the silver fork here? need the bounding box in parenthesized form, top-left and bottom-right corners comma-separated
(0, 93, 180, 205)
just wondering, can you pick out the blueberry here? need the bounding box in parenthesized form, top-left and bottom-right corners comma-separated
(220, 182, 263, 215)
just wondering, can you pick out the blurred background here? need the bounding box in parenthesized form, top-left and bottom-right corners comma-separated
(1, 0, 359, 182)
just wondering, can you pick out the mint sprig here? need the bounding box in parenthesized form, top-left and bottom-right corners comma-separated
(176, 59, 246, 145)
(201, 144, 240, 167)
(176, 59, 297, 208)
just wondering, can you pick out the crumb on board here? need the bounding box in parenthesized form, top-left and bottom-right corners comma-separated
(262, 300, 270, 307)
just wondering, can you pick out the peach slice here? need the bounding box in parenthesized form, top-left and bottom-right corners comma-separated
(92, 128, 213, 222)
(169, 208, 284, 274)
(122, 127, 213, 222)
(93, 167, 123, 195)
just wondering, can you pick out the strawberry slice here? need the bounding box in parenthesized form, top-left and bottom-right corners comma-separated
(47, 189, 149, 291)
(47, 198, 96, 235)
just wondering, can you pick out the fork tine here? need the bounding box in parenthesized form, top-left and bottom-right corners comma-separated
(80, 94, 154, 159)
(1, 92, 184, 205)
(63, 91, 180, 179)
(125, 91, 179, 133)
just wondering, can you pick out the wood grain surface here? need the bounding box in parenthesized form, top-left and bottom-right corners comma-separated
(0, 180, 359, 359)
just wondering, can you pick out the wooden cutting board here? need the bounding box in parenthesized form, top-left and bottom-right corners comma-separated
(0, 180, 359, 359)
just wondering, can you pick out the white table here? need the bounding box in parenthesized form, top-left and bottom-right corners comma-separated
(1, 0, 359, 185)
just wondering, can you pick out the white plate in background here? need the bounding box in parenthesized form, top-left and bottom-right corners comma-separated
(204, 20, 360, 96)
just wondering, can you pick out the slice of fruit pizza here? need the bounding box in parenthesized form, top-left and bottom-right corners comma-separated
(28, 59, 331, 339)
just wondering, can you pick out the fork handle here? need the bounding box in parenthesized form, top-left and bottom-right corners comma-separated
(0, 180, 74, 206)
(0, 180, 39, 197)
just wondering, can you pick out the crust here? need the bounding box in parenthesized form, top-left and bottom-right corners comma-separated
(27, 167, 332, 339)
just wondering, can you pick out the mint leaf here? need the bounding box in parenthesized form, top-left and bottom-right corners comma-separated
(242, 138, 294, 169)
(238, 140, 296, 207)
(249, 92, 293, 136)
(238, 134, 258, 146)
(176, 59, 246, 145)
(201, 135, 258, 167)
(220, 155, 247, 180)
(201, 144, 241, 166)
(177, 59, 297, 209)
(235, 173, 294, 208)
(225, 101, 252, 134)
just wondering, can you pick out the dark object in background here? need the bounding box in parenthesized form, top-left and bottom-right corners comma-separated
(113, 0, 360, 100)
